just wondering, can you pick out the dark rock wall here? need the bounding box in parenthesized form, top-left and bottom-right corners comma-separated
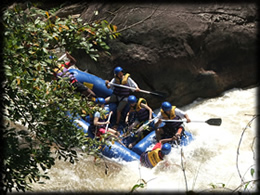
(58, 2, 258, 108)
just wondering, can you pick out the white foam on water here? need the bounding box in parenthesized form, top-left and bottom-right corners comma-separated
(31, 87, 258, 193)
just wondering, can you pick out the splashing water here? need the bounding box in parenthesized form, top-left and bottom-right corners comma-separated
(31, 87, 258, 193)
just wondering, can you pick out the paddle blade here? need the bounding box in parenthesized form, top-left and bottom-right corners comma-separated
(149, 91, 168, 98)
(206, 118, 222, 126)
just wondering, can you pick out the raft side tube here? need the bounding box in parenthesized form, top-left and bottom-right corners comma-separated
(73, 116, 140, 162)
(102, 142, 140, 162)
(74, 118, 94, 138)
(132, 131, 156, 155)
(69, 69, 113, 98)
(132, 130, 194, 155)
(179, 131, 194, 146)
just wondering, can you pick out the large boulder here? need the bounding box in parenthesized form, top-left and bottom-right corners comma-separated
(62, 3, 258, 108)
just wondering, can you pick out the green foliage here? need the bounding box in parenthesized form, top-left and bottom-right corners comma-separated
(130, 179, 147, 193)
(131, 183, 145, 193)
(2, 2, 120, 193)
(250, 168, 255, 177)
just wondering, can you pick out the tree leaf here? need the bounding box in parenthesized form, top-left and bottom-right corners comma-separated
(250, 168, 255, 177)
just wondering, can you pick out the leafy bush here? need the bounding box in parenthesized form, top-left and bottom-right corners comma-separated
(1, 2, 119, 193)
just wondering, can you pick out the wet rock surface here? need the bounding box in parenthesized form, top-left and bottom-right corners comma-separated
(47, 2, 259, 107)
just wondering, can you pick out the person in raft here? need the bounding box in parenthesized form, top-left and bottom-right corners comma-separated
(53, 52, 96, 99)
(105, 66, 140, 130)
(154, 101, 191, 144)
(124, 95, 153, 148)
(140, 142, 171, 168)
(91, 98, 126, 146)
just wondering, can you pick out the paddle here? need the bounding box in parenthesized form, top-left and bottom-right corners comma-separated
(122, 116, 159, 139)
(108, 82, 167, 98)
(135, 116, 159, 134)
(162, 118, 222, 126)
(105, 111, 113, 133)
(103, 111, 126, 147)
(58, 53, 67, 61)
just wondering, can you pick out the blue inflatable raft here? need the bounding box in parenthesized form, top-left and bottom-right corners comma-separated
(68, 69, 194, 162)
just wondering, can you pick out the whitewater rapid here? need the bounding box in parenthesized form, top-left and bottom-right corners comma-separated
(31, 87, 258, 193)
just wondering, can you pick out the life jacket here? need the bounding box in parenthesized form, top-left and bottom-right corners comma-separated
(160, 106, 176, 120)
(131, 98, 149, 122)
(140, 149, 163, 168)
(160, 106, 183, 130)
(89, 110, 108, 133)
(53, 63, 76, 82)
(97, 116, 107, 129)
(113, 73, 131, 97)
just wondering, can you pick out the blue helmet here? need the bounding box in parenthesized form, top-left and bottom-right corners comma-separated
(104, 106, 110, 115)
(95, 97, 106, 105)
(128, 95, 137, 104)
(161, 143, 171, 155)
(114, 66, 123, 75)
(162, 101, 172, 112)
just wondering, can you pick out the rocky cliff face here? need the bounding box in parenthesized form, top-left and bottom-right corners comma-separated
(57, 2, 258, 108)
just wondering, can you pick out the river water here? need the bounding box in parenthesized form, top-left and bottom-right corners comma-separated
(31, 87, 258, 193)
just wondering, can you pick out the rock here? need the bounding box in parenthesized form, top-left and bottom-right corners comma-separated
(63, 3, 258, 108)
(54, 2, 88, 18)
